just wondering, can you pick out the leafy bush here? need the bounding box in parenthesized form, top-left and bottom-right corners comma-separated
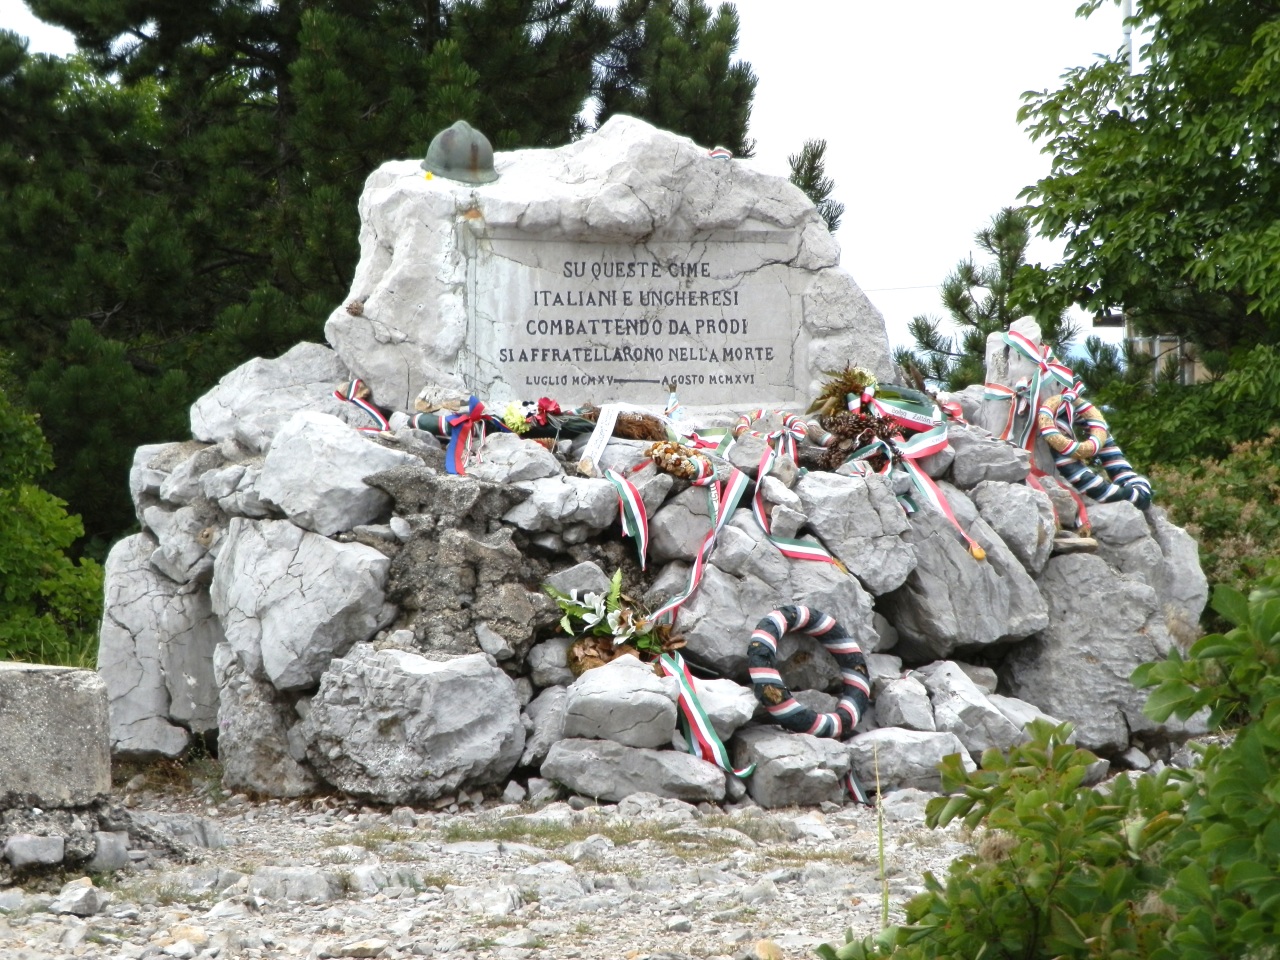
(1132, 570, 1280, 959)
(1147, 430, 1280, 602)
(821, 565, 1280, 960)
(1099, 344, 1280, 465)
(0, 382, 103, 666)
(817, 721, 1184, 960)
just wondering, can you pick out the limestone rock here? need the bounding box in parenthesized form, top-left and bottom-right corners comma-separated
(527, 637, 575, 688)
(467, 432, 564, 483)
(915, 662, 1022, 761)
(649, 511, 878, 683)
(98, 534, 222, 759)
(503, 476, 616, 534)
(946, 423, 1031, 488)
(987, 694, 1069, 741)
(189, 342, 353, 452)
(794, 471, 916, 595)
(302, 646, 525, 804)
(247, 866, 345, 903)
(1090, 500, 1165, 588)
(142, 500, 225, 584)
(520, 686, 568, 768)
(158, 444, 228, 507)
(848, 728, 976, 793)
(389, 522, 550, 661)
(49, 878, 112, 917)
(544, 561, 612, 599)
(692, 677, 759, 740)
(1148, 507, 1209, 639)
(2, 834, 65, 868)
(880, 482, 1048, 661)
(257, 411, 420, 536)
(213, 644, 317, 798)
(1002, 553, 1205, 753)
(730, 726, 853, 809)
(325, 117, 892, 412)
(562, 655, 678, 749)
(211, 518, 391, 692)
(875, 676, 935, 732)
(969, 479, 1055, 576)
(648, 486, 715, 563)
(541, 739, 725, 804)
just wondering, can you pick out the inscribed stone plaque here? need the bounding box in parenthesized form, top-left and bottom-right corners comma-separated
(467, 234, 803, 406)
(325, 116, 895, 411)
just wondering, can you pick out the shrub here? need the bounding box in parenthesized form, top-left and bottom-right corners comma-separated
(1147, 430, 1280, 606)
(0, 382, 103, 666)
(821, 565, 1280, 960)
(817, 721, 1184, 960)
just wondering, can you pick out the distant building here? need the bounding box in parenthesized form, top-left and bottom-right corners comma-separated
(1092, 310, 1209, 384)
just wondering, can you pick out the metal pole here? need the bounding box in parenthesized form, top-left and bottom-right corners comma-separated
(1122, 0, 1134, 73)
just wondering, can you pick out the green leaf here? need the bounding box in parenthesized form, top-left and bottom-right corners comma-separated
(1212, 586, 1249, 627)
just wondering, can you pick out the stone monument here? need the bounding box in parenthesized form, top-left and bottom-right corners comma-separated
(325, 115, 894, 410)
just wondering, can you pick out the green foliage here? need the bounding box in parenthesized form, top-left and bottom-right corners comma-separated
(596, 0, 757, 156)
(1131, 565, 1280, 958)
(895, 207, 1076, 391)
(788, 138, 843, 232)
(1098, 344, 1280, 465)
(1018, 0, 1280, 350)
(3, 1, 759, 553)
(822, 564, 1280, 960)
(1145, 430, 1280, 603)
(819, 721, 1184, 960)
(543, 569, 661, 654)
(0, 379, 103, 666)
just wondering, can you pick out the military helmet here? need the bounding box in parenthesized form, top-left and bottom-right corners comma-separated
(421, 120, 499, 184)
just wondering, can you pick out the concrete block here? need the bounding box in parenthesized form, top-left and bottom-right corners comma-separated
(0, 663, 111, 807)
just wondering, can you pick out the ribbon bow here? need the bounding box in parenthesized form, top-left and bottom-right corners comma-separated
(333, 378, 390, 433)
(445, 396, 492, 475)
(846, 385, 877, 415)
(766, 413, 807, 461)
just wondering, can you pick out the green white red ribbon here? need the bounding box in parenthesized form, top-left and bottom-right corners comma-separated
(751, 448, 846, 569)
(605, 467, 650, 570)
(649, 467, 751, 624)
(659, 651, 754, 778)
(982, 332, 1095, 532)
(732, 409, 807, 461)
(333, 379, 390, 433)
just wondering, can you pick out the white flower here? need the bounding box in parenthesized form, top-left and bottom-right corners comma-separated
(580, 592, 607, 630)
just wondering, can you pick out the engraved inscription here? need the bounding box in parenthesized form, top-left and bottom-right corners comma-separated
(470, 239, 799, 405)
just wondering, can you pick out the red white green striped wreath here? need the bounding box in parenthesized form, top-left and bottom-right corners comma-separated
(1037, 394, 1153, 509)
(748, 605, 870, 740)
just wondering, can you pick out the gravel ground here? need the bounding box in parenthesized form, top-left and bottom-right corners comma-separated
(0, 775, 974, 960)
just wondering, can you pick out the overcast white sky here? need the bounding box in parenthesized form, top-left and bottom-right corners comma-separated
(2, 0, 1127, 351)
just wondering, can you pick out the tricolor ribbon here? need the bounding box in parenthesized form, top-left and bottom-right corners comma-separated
(983, 332, 1094, 532)
(846, 385, 877, 415)
(605, 468, 649, 570)
(733, 410, 807, 462)
(659, 651, 754, 778)
(649, 468, 751, 624)
(844, 407, 987, 561)
(751, 449, 846, 569)
(676, 427, 734, 456)
(444, 396, 500, 475)
(333, 379, 390, 433)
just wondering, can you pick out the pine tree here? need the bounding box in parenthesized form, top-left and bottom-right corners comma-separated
(896, 207, 1076, 391)
(788, 139, 843, 232)
(596, 0, 757, 156)
(2, 2, 689, 552)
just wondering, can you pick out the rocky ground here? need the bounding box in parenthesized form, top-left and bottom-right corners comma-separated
(0, 769, 972, 960)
